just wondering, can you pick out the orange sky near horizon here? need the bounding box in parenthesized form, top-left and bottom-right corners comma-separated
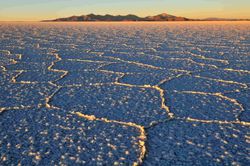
(0, 0, 249, 21)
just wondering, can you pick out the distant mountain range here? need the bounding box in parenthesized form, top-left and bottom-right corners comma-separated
(43, 13, 250, 22)
(43, 13, 191, 22)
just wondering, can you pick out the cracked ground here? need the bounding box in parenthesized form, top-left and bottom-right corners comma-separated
(0, 22, 250, 165)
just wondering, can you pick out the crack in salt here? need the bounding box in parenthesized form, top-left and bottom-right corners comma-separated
(176, 90, 245, 121)
(74, 112, 146, 166)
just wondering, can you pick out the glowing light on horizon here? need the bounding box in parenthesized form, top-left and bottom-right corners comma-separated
(0, 0, 249, 21)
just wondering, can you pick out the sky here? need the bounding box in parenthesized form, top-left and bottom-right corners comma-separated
(0, 0, 249, 21)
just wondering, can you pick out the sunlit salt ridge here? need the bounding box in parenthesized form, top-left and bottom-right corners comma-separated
(0, 22, 250, 165)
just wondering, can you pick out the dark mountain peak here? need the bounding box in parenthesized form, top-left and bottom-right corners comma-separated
(145, 13, 188, 21)
(158, 13, 172, 17)
(87, 13, 96, 17)
(160, 13, 168, 16)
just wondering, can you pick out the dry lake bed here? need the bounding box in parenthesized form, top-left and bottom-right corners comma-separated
(0, 22, 250, 165)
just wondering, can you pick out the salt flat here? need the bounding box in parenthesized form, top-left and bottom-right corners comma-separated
(0, 22, 250, 165)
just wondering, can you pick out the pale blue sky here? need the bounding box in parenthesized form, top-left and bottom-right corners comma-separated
(0, 0, 249, 21)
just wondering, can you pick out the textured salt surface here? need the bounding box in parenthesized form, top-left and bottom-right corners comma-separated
(0, 22, 250, 165)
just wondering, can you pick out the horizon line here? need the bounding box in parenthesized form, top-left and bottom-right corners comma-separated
(1, 13, 250, 22)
